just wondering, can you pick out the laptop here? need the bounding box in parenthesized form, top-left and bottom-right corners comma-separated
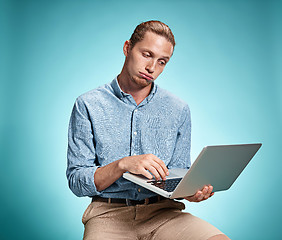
(123, 143, 262, 199)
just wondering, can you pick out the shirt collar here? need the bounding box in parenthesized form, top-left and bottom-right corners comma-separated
(110, 77, 128, 99)
(110, 76, 157, 103)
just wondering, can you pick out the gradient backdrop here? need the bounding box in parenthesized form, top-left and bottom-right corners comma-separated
(1, 0, 281, 239)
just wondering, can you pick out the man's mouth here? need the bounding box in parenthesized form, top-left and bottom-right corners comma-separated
(139, 72, 154, 82)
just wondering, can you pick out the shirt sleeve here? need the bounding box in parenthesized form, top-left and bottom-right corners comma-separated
(167, 104, 191, 169)
(66, 97, 101, 197)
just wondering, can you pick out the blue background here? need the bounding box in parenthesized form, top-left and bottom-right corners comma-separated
(1, 0, 281, 239)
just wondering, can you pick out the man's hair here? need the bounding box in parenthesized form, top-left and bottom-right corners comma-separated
(129, 20, 175, 49)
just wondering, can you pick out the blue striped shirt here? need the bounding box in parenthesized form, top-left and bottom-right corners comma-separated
(67, 77, 191, 200)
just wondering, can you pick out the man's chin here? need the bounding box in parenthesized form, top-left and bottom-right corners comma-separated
(133, 76, 153, 88)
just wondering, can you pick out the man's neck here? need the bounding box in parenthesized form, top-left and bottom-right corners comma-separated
(117, 74, 152, 106)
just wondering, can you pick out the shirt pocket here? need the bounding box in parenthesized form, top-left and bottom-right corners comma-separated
(140, 127, 178, 165)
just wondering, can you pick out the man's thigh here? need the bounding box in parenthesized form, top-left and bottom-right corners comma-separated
(134, 199, 223, 240)
(82, 202, 138, 240)
(83, 218, 138, 240)
(150, 211, 223, 240)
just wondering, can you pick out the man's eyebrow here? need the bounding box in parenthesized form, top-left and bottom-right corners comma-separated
(161, 56, 170, 61)
(141, 49, 171, 61)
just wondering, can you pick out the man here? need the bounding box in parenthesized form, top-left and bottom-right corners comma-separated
(67, 20, 230, 240)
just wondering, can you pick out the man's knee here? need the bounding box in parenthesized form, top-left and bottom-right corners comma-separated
(208, 234, 231, 240)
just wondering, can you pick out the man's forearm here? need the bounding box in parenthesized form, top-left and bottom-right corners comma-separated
(94, 154, 169, 192)
(94, 159, 125, 191)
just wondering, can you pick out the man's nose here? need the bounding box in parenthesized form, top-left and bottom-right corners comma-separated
(145, 60, 156, 74)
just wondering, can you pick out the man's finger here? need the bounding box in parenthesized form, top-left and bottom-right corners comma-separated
(197, 191, 204, 201)
(206, 186, 213, 195)
(151, 155, 169, 175)
(147, 165, 161, 180)
(203, 186, 213, 199)
(140, 168, 153, 179)
(202, 186, 208, 195)
(148, 159, 167, 180)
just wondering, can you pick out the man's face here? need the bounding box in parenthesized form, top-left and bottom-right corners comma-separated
(123, 31, 174, 88)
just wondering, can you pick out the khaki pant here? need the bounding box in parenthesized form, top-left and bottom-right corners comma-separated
(82, 199, 223, 240)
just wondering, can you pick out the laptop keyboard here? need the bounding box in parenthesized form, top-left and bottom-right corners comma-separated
(148, 178, 182, 192)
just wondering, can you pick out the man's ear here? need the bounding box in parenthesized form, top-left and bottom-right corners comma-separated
(123, 40, 131, 57)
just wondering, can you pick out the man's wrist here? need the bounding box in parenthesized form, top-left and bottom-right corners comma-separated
(117, 157, 127, 173)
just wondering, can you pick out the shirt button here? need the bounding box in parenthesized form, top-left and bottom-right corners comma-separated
(134, 131, 137, 135)
(138, 188, 141, 192)
(134, 109, 138, 113)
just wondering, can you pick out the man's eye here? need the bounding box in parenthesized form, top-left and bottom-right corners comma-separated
(143, 53, 150, 58)
(159, 61, 166, 66)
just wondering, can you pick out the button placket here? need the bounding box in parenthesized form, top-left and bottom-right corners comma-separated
(131, 108, 140, 156)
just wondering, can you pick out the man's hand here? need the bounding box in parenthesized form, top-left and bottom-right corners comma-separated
(118, 154, 169, 180)
(184, 185, 214, 202)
